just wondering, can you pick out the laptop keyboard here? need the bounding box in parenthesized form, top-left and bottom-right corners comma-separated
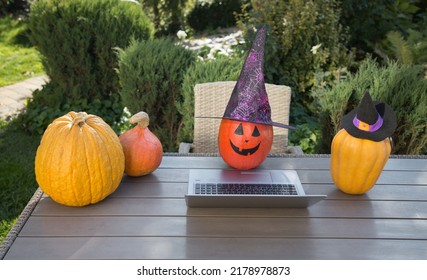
(195, 183, 298, 195)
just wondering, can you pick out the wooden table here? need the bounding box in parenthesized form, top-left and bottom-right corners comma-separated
(2, 155, 427, 260)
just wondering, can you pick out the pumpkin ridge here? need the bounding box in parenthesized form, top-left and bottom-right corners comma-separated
(55, 125, 72, 203)
(88, 122, 115, 200)
(350, 138, 373, 193)
(101, 121, 124, 192)
(99, 126, 120, 198)
(360, 141, 382, 190)
(44, 123, 68, 199)
(88, 116, 124, 203)
(335, 130, 346, 187)
(69, 121, 85, 206)
(88, 124, 109, 203)
(81, 125, 95, 204)
(59, 124, 76, 204)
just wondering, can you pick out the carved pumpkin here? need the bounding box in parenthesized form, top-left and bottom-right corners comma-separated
(218, 119, 273, 170)
(35, 112, 125, 206)
(119, 111, 163, 176)
(330, 129, 391, 194)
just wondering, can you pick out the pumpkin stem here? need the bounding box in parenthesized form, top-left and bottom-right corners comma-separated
(74, 112, 88, 128)
(129, 111, 149, 129)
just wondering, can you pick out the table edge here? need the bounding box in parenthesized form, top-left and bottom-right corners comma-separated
(0, 187, 44, 260)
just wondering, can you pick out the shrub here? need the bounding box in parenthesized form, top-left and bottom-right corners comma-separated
(139, 0, 190, 36)
(236, 0, 349, 153)
(177, 56, 243, 143)
(117, 38, 196, 151)
(19, 0, 154, 135)
(317, 58, 427, 155)
(376, 29, 427, 66)
(187, 0, 242, 32)
(237, 0, 348, 96)
(340, 0, 426, 54)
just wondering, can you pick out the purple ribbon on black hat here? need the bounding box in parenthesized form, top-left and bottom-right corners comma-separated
(222, 25, 295, 130)
(341, 91, 397, 141)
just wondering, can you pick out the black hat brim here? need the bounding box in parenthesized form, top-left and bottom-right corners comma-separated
(222, 116, 296, 130)
(196, 116, 296, 130)
(341, 102, 396, 141)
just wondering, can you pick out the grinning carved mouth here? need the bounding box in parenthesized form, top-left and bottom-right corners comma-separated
(230, 140, 261, 156)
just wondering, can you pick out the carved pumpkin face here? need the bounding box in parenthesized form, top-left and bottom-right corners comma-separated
(218, 119, 273, 170)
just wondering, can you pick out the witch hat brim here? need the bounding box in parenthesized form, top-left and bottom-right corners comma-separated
(220, 116, 296, 129)
(341, 92, 397, 141)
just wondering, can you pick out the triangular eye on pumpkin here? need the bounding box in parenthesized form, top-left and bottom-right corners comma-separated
(218, 119, 273, 170)
(252, 126, 260, 137)
(234, 123, 243, 135)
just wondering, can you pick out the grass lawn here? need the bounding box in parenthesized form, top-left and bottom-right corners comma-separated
(0, 16, 46, 242)
(0, 16, 44, 86)
(0, 120, 41, 242)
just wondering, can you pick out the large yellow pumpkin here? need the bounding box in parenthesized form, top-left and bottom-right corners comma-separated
(330, 129, 391, 194)
(35, 112, 125, 206)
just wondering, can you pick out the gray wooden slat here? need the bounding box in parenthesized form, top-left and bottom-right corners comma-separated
(32, 197, 427, 219)
(383, 158, 427, 171)
(111, 180, 427, 201)
(120, 169, 189, 183)
(160, 156, 427, 171)
(5, 237, 427, 260)
(107, 172, 427, 201)
(263, 157, 427, 172)
(304, 184, 427, 201)
(297, 169, 427, 185)
(120, 168, 427, 186)
(110, 182, 187, 198)
(20, 216, 427, 240)
(121, 168, 427, 186)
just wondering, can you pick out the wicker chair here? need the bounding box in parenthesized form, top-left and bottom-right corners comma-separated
(179, 81, 303, 154)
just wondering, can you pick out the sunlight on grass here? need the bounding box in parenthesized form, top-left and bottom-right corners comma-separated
(0, 16, 45, 87)
(0, 45, 44, 86)
(0, 217, 18, 244)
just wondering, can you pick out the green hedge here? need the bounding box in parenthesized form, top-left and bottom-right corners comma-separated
(117, 38, 196, 151)
(317, 58, 427, 155)
(138, 0, 190, 36)
(177, 56, 243, 144)
(19, 0, 154, 134)
(237, 0, 348, 96)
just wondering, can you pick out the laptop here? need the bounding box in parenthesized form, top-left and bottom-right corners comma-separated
(185, 169, 326, 208)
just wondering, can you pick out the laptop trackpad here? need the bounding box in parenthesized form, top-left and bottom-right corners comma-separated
(218, 170, 273, 183)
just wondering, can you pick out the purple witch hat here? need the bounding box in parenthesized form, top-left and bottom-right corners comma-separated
(222, 25, 294, 129)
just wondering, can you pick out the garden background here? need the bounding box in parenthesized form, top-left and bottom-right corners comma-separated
(1, 0, 426, 242)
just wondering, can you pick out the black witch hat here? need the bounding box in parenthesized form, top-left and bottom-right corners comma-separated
(341, 91, 397, 141)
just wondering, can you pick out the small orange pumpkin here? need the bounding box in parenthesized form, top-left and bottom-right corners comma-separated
(330, 129, 391, 194)
(218, 119, 273, 170)
(119, 111, 163, 176)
